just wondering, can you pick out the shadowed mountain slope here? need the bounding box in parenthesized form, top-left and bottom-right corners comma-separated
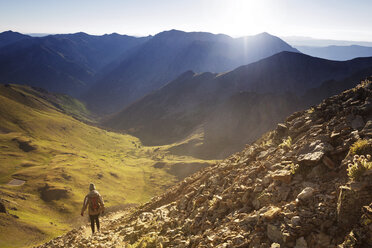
(84, 30, 299, 113)
(0, 30, 31, 48)
(104, 52, 372, 158)
(38, 80, 372, 248)
(0, 31, 149, 96)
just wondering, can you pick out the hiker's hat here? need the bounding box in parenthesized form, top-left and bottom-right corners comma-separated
(89, 183, 96, 191)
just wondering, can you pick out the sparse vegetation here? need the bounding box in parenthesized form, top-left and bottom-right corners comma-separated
(349, 139, 372, 156)
(307, 107, 315, 114)
(360, 79, 371, 88)
(127, 234, 161, 248)
(347, 154, 372, 181)
(261, 139, 274, 148)
(290, 163, 300, 175)
(279, 136, 292, 149)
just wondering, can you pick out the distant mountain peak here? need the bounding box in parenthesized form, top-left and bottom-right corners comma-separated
(154, 29, 189, 40)
(71, 31, 90, 37)
(257, 31, 271, 36)
(107, 32, 121, 36)
(153, 29, 231, 42)
(0, 30, 28, 36)
(179, 70, 195, 77)
(0, 30, 31, 48)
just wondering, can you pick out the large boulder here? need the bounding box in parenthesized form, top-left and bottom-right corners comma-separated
(267, 224, 284, 243)
(360, 120, 372, 138)
(351, 115, 365, 130)
(295, 237, 308, 248)
(267, 224, 292, 244)
(271, 170, 292, 184)
(337, 182, 372, 230)
(296, 140, 333, 165)
(39, 184, 70, 202)
(296, 187, 315, 201)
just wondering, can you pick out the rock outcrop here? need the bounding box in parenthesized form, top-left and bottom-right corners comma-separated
(39, 184, 70, 202)
(0, 200, 6, 213)
(37, 80, 372, 247)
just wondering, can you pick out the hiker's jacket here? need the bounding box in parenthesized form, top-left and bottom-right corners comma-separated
(81, 190, 104, 216)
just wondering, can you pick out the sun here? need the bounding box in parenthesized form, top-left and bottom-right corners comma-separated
(217, 0, 269, 37)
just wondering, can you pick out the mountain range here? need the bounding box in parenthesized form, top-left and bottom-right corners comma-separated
(0, 31, 149, 95)
(283, 36, 372, 47)
(1, 29, 372, 159)
(0, 30, 300, 113)
(83, 30, 299, 113)
(295, 45, 372, 61)
(105, 52, 372, 158)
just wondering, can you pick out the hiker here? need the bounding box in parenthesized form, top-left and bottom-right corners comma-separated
(81, 183, 105, 234)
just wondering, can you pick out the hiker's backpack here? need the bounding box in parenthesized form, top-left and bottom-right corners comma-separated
(89, 194, 100, 211)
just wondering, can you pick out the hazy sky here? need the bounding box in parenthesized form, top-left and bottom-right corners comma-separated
(1, 0, 371, 41)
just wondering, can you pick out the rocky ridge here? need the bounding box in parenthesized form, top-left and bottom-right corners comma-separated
(37, 80, 372, 247)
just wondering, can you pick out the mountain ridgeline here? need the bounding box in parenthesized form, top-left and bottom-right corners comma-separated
(0, 31, 150, 96)
(84, 30, 299, 113)
(1, 29, 372, 159)
(0, 30, 299, 114)
(105, 52, 372, 158)
(295, 45, 372, 61)
(0, 30, 31, 48)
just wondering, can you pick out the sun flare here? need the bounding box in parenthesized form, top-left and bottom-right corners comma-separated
(219, 0, 268, 36)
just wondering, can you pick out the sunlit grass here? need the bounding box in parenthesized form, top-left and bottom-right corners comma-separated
(0, 84, 216, 247)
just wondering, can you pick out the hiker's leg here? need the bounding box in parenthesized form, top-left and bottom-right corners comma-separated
(96, 215, 100, 232)
(89, 215, 95, 234)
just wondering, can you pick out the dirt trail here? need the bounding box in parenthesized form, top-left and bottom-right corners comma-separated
(37, 210, 131, 247)
(81, 211, 126, 239)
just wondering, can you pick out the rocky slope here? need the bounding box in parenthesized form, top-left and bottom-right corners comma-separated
(38, 80, 372, 247)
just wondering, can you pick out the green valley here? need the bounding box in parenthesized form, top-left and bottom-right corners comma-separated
(0, 84, 215, 248)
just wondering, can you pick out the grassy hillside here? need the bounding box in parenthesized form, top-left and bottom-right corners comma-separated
(0, 84, 214, 248)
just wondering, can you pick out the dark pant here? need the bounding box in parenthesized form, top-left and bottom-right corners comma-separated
(89, 214, 100, 233)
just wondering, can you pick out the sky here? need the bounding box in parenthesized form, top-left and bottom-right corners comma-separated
(0, 0, 371, 41)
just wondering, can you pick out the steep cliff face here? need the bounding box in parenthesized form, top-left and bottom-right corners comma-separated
(38, 80, 372, 247)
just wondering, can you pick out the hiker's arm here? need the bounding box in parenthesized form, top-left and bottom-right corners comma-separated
(81, 196, 88, 216)
(99, 195, 105, 213)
